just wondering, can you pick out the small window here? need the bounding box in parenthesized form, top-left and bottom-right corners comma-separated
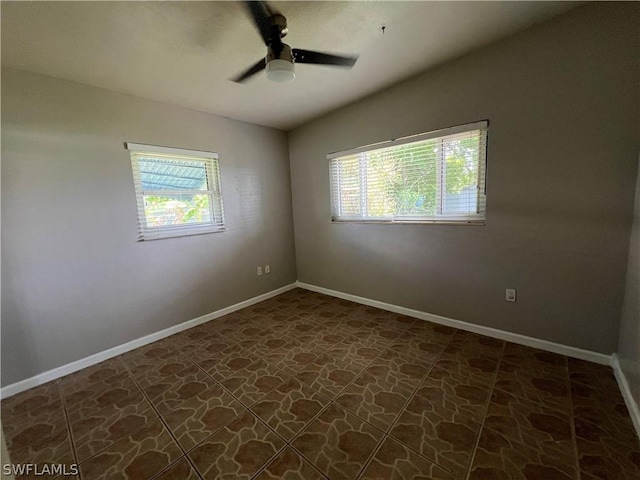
(329, 120, 488, 224)
(126, 143, 225, 241)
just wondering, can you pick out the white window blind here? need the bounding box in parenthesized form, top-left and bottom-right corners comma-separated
(329, 121, 488, 224)
(127, 143, 225, 241)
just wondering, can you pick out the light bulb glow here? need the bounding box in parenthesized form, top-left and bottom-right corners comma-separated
(266, 59, 295, 83)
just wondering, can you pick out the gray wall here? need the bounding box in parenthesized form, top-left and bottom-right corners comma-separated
(618, 151, 640, 408)
(1, 67, 297, 386)
(288, 3, 640, 354)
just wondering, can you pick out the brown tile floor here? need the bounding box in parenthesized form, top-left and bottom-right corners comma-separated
(2, 288, 639, 479)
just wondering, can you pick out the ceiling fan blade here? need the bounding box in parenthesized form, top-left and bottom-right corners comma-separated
(231, 57, 267, 82)
(292, 49, 358, 67)
(243, 1, 274, 46)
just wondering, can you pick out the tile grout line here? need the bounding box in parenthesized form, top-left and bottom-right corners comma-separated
(115, 354, 195, 477)
(247, 326, 380, 405)
(57, 378, 82, 479)
(347, 336, 434, 480)
(178, 406, 248, 457)
(463, 341, 506, 480)
(229, 391, 292, 480)
(487, 370, 578, 421)
(566, 359, 582, 480)
(180, 388, 290, 480)
(324, 333, 391, 399)
(236, 302, 426, 478)
(376, 337, 450, 435)
(379, 337, 464, 479)
(55, 361, 137, 473)
(319, 334, 400, 479)
(279, 329, 400, 479)
(56, 366, 151, 471)
(182, 456, 205, 480)
(118, 351, 219, 479)
(395, 331, 509, 477)
(172, 331, 295, 476)
(353, 437, 387, 480)
(148, 453, 203, 480)
(246, 443, 290, 480)
(192, 341, 295, 411)
(285, 400, 384, 480)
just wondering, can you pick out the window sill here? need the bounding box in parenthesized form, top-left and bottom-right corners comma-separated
(331, 219, 485, 226)
(138, 225, 226, 241)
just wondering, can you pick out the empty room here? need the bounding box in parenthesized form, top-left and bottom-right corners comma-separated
(1, 1, 639, 479)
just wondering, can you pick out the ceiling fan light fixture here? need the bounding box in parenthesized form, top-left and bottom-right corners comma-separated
(266, 59, 295, 83)
(231, 1, 358, 83)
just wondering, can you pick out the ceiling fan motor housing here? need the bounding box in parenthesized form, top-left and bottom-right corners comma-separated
(268, 43, 293, 63)
(266, 43, 295, 83)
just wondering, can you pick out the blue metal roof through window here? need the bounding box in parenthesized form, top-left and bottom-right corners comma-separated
(138, 157, 208, 191)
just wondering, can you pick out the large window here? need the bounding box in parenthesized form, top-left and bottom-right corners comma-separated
(329, 121, 488, 224)
(127, 143, 225, 240)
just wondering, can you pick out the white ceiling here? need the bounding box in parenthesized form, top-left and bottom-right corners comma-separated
(1, 1, 577, 130)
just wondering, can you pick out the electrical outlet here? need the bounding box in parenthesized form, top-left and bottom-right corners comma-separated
(506, 288, 517, 302)
(257, 266, 263, 276)
(264, 265, 271, 274)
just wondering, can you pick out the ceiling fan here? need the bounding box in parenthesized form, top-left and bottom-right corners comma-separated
(232, 1, 358, 83)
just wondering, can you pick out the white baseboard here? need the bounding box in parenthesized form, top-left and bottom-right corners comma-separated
(0, 283, 297, 400)
(296, 281, 612, 366)
(611, 354, 640, 439)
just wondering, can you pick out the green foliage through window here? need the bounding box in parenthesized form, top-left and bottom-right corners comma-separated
(143, 194, 212, 227)
(330, 123, 487, 223)
(128, 145, 225, 240)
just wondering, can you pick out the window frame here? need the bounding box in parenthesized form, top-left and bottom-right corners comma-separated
(126, 142, 226, 241)
(328, 120, 488, 225)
